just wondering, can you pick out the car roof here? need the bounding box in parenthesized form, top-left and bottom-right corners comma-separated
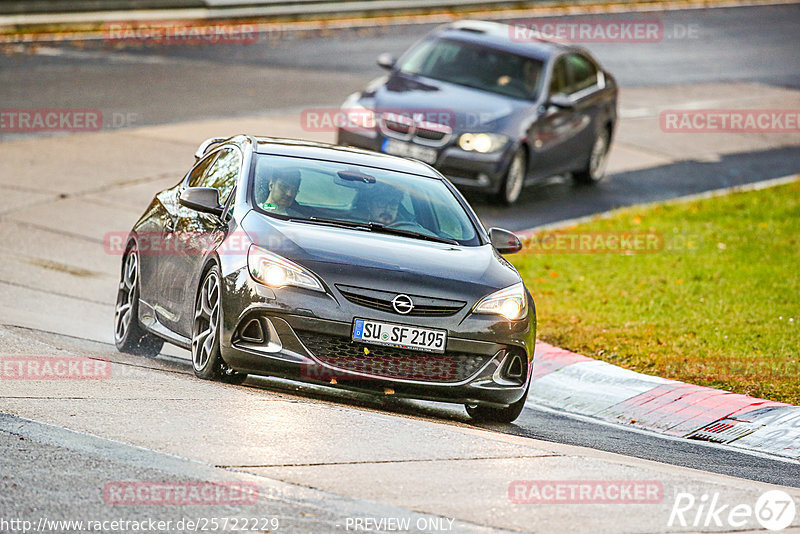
(250, 137, 443, 178)
(432, 20, 571, 61)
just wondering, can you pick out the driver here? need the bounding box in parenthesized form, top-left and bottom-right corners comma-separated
(262, 168, 303, 216)
(367, 185, 404, 225)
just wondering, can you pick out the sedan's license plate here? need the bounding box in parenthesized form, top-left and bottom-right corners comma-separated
(381, 139, 438, 164)
(353, 319, 446, 354)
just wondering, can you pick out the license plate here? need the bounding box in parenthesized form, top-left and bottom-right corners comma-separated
(352, 318, 446, 354)
(381, 139, 438, 164)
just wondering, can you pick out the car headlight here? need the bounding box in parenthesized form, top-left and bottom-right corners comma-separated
(473, 282, 528, 321)
(340, 103, 376, 131)
(458, 133, 508, 153)
(248, 245, 323, 292)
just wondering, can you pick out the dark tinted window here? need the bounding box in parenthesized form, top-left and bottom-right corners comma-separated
(549, 57, 568, 95)
(566, 54, 598, 93)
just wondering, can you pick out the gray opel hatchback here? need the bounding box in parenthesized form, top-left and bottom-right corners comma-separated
(114, 136, 536, 422)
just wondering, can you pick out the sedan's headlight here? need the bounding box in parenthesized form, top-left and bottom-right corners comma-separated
(248, 245, 323, 292)
(458, 133, 508, 153)
(473, 282, 528, 321)
(340, 103, 376, 131)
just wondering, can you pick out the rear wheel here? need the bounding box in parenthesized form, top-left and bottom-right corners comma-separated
(114, 247, 163, 358)
(466, 383, 529, 423)
(573, 128, 610, 184)
(192, 266, 248, 385)
(494, 147, 527, 205)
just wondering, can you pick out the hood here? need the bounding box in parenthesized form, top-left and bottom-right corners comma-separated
(241, 211, 520, 302)
(366, 72, 532, 133)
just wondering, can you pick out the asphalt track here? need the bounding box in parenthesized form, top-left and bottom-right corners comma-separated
(1, 3, 800, 532)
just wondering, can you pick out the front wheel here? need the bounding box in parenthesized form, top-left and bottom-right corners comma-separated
(573, 129, 610, 185)
(114, 247, 163, 358)
(466, 383, 529, 423)
(494, 147, 527, 205)
(192, 266, 248, 385)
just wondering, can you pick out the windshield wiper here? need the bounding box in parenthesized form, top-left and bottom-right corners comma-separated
(365, 222, 459, 245)
(290, 216, 370, 230)
(290, 217, 459, 245)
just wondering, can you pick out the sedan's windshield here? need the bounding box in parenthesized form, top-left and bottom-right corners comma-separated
(398, 37, 544, 101)
(252, 154, 481, 246)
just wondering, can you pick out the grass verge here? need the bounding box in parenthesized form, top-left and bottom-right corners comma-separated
(512, 180, 800, 404)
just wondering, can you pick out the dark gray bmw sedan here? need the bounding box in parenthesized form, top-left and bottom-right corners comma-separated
(114, 135, 536, 422)
(337, 20, 618, 205)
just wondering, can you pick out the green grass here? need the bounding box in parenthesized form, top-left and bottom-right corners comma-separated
(512, 180, 800, 404)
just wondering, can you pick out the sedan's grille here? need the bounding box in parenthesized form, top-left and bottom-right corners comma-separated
(296, 331, 492, 383)
(336, 285, 466, 317)
(377, 112, 452, 146)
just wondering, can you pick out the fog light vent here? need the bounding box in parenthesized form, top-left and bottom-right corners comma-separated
(240, 318, 265, 344)
(506, 353, 523, 379)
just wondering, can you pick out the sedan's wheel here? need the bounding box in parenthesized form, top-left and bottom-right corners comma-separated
(574, 129, 610, 184)
(495, 147, 527, 205)
(114, 248, 163, 357)
(466, 383, 529, 423)
(192, 266, 247, 385)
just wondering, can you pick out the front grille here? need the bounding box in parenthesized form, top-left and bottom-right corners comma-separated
(296, 331, 492, 383)
(336, 285, 466, 317)
(378, 113, 452, 146)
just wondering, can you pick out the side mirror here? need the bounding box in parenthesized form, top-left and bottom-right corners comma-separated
(179, 187, 223, 216)
(489, 227, 523, 254)
(547, 93, 574, 110)
(194, 137, 226, 161)
(376, 53, 396, 70)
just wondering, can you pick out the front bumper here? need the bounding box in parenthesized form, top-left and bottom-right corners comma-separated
(336, 128, 514, 195)
(218, 269, 534, 408)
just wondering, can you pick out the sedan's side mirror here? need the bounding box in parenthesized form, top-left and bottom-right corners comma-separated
(547, 93, 574, 110)
(377, 53, 397, 70)
(179, 187, 223, 216)
(489, 227, 523, 254)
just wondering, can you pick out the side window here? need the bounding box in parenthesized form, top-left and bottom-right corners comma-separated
(190, 148, 240, 204)
(566, 54, 598, 94)
(549, 57, 567, 96)
(186, 152, 218, 188)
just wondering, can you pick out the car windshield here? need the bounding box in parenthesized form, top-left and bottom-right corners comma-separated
(397, 37, 544, 101)
(252, 154, 481, 246)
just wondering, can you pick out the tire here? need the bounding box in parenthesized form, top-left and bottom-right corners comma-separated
(494, 147, 527, 205)
(573, 128, 610, 185)
(466, 383, 529, 423)
(191, 265, 248, 385)
(114, 247, 164, 358)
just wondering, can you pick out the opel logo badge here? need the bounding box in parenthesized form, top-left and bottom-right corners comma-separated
(392, 294, 414, 314)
